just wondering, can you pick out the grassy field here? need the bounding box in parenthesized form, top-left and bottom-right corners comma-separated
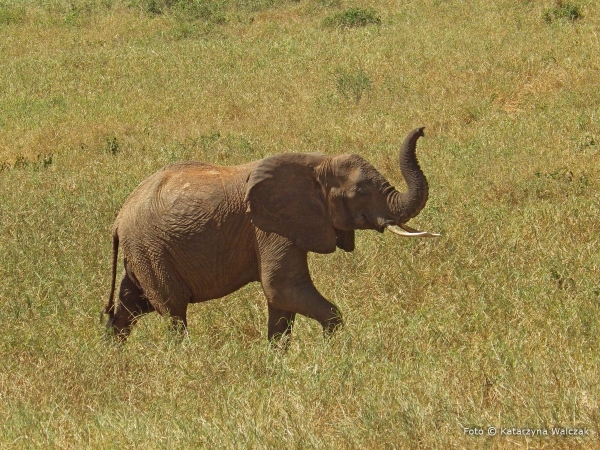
(1, 0, 599, 447)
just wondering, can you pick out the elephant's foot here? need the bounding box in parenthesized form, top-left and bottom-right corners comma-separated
(321, 312, 343, 337)
(168, 315, 189, 342)
(267, 306, 295, 350)
(105, 314, 133, 343)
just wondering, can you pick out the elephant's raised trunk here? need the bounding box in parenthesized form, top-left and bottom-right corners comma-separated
(386, 127, 440, 238)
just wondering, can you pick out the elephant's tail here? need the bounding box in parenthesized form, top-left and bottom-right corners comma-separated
(105, 229, 119, 318)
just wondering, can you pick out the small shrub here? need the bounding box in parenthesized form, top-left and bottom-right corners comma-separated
(0, 154, 54, 171)
(144, 0, 164, 15)
(38, 154, 54, 169)
(335, 68, 372, 103)
(12, 155, 29, 170)
(543, 1, 581, 23)
(105, 137, 119, 155)
(323, 7, 381, 29)
(143, 0, 227, 24)
(177, 0, 226, 22)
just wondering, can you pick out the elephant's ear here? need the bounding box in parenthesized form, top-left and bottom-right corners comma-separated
(335, 229, 355, 252)
(245, 153, 337, 254)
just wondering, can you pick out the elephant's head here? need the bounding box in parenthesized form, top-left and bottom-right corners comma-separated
(245, 127, 440, 254)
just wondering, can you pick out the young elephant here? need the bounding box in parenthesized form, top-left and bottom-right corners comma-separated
(105, 127, 439, 343)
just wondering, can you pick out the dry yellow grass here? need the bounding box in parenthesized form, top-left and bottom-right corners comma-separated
(1, 0, 599, 448)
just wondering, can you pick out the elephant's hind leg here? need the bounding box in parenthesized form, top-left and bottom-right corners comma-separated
(141, 275, 190, 339)
(107, 270, 155, 341)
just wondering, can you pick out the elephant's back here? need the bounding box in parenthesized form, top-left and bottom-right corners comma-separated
(116, 161, 255, 227)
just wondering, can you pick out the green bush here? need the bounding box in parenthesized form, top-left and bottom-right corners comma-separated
(543, 2, 581, 23)
(323, 7, 381, 29)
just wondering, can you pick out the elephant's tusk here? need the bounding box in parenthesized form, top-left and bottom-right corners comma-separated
(386, 224, 441, 238)
(398, 223, 438, 235)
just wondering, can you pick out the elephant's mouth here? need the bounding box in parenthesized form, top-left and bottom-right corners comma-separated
(359, 214, 372, 229)
(361, 215, 391, 233)
(365, 216, 386, 233)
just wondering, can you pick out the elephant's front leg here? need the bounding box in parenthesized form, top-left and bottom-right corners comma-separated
(267, 305, 296, 345)
(258, 233, 343, 339)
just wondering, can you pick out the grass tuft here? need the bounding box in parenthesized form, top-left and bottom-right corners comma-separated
(543, 1, 582, 23)
(322, 7, 381, 28)
(137, 0, 277, 21)
(0, 4, 25, 25)
(335, 67, 372, 103)
(105, 136, 120, 155)
(0, 154, 54, 172)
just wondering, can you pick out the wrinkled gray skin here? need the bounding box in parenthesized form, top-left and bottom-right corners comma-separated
(105, 127, 433, 343)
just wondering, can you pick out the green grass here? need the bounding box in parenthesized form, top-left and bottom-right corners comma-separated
(335, 67, 372, 103)
(322, 7, 381, 28)
(543, 1, 582, 23)
(1, 0, 599, 447)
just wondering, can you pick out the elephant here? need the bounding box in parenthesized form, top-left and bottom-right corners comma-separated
(104, 127, 440, 344)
